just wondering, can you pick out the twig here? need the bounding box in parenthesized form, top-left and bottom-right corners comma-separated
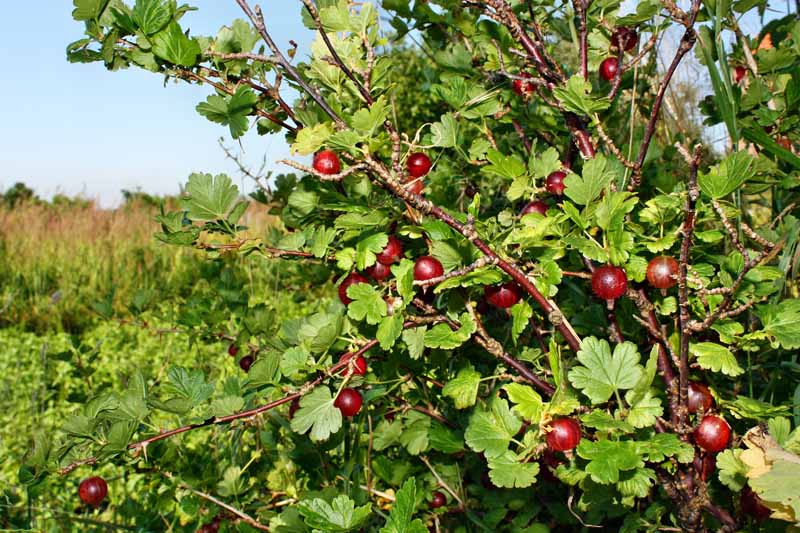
(413, 256, 497, 287)
(181, 485, 270, 531)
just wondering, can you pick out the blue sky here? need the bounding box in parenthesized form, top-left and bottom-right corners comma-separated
(0, 2, 312, 206)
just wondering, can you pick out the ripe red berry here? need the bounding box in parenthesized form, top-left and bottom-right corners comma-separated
(312, 150, 341, 175)
(646, 256, 679, 289)
(414, 256, 444, 282)
(545, 171, 567, 195)
(694, 452, 716, 481)
(376, 236, 403, 265)
(777, 136, 792, 150)
(591, 265, 628, 301)
(599, 57, 619, 82)
(288, 397, 301, 419)
(334, 387, 363, 417)
(239, 355, 254, 372)
(521, 200, 548, 216)
(430, 490, 447, 509)
(78, 476, 108, 507)
(611, 27, 639, 52)
(740, 486, 771, 521)
(405, 176, 424, 195)
(484, 282, 522, 309)
(546, 418, 581, 452)
(407, 152, 432, 178)
(734, 65, 747, 83)
(227, 344, 239, 357)
(366, 261, 391, 281)
(338, 272, 369, 305)
(687, 382, 714, 414)
(339, 353, 367, 376)
(694, 415, 731, 453)
(512, 72, 534, 96)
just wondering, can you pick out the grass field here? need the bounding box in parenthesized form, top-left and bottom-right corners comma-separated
(0, 199, 328, 530)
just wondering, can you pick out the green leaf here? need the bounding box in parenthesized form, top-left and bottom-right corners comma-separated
(403, 326, 426, 360)
(568, 337, 644, 404)
(580, 410, 634, 433)
(290, 387, 343, 442)
(392, 259, 415, 304)
(483, 149, 526, 180)
(430, 113, 458, 148)
(181, 173, 239, 221)
(716, 449, 748, 491)
(298, 494, 372, 532)
(151, 22, 200, 66)
(132, 0, 170, 35)
(465, 397, 521, 458)
(424, 313, 475, 349)
(377, 314, 404, 350)
(292, 122, 334, 156)
(381, 478, 427, 533)
(503, 383, 543, 422)
(207, 395, 244, 418)
(434, 266, 502, 293)
(637, 433, 694, 463)
(698, 151, 756, 199)
(511, 300, 532, 344)
(217, 466, 246, 497)
(553, 75, 610, 115)
(162, 366, 215, 404)
(72, 0, 109, 21)
(350, 97, 389, 136)
(617, 468, 656, 499)
(442, 365, 481, 409)
(576, 439, 643, 484)
(756, 299, 800, 349)
(563, 155, 617, 206)
(355, 233, 388, 270)
(347, 283, 387, 325)
(689, 342, 744, 377)
(623, 389, 663, 429)
(318, 2, 352, 32)
(196, 86, 259, 139)
(748, 457, 800, 520)
(399, 411, 430, 455)
(487, 451, 540, 488)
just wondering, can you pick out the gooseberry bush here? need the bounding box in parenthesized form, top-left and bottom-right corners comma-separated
(22, 0, 800, 530)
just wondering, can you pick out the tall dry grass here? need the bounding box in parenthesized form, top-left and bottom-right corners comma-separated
(0, 200, 280, 332)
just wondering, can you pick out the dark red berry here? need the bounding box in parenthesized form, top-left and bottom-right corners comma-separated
(376, 236, 403, 265)
(687, 382, 714, 414)
(740, 486, 771, 521)
(512, 72, 534, 96)
(591, 265, 628, 301)
(414, 256, 444, 282)
(430, 491, 447, 509)
(521, 200, 548, 216)
(545, 171, 567, 195)
(312, 150, 341, 175)
(366, 261, 392, 281)
(694, 415, 731, 453)
(734, 65, 747, 83)
(339, 353, 367, 376)
(338, 272, 369, 305)
(777, 136, 792, 150)
(407, 152, 432, 178)
(546, 418, 581, 452)
(239, 355, 254, 372)
(646, 256, 679, 289)
(199, 524, 218, 533)
(600, 57, 619, 82)
(334, 387, 363, 417)
(611, 27, 639, 52)
(405, 178, 424, 194)
(288, 398, 301, 419)
(227, 344, 239, 357)
(484, 282, 522, 309)
(78, 476, 108, 507)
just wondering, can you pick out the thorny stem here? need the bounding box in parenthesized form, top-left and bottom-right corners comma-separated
(677, 145, 703, 428)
